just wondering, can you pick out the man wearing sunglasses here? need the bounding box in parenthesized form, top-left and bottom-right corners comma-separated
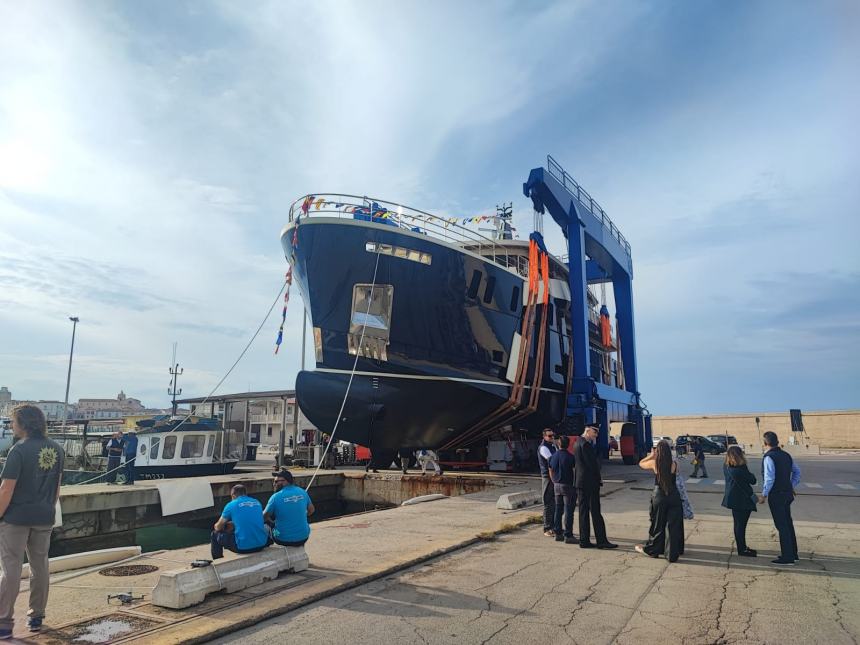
(265, 470, 315, 547)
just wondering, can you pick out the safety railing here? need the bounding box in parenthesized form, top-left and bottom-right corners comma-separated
(288, 193, 512, 265)
(546, 155, 631, 256)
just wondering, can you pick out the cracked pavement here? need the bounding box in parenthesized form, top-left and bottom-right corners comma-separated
(216, 467, 860, 645)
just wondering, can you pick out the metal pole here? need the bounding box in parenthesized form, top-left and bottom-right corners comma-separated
(62, 316, 79, 432)
(278, 396, 287, 468)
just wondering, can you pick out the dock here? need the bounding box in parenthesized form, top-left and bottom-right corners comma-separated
(10, 455, 860, 643)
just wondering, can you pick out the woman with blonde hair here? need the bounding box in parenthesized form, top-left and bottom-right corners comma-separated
(721, 445, 757, 557)
(635, 440, 683, 562)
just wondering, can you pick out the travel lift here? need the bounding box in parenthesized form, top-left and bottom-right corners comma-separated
(524, 156, 651, 463)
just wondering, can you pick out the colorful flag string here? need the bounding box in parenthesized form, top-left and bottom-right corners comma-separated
(274, 266, 293, 355)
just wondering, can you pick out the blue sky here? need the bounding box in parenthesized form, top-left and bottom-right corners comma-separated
(1, 0, 857, 415)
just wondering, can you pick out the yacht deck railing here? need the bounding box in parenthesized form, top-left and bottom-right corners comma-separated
(546, 155, 631, 256)
(288, 193, 514, 265)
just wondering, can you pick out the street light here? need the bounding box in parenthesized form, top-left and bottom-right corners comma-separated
(62, 316, 79, 431)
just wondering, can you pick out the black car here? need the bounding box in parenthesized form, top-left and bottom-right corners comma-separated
(676, 435, 725, 455)
(707, 434, 738, 449)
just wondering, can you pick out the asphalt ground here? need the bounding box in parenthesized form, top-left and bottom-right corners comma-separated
(217, 454, 860, 645)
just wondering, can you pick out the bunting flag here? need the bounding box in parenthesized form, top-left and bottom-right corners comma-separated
(274, 267, 294, 355)
(300, 195, 314, 215)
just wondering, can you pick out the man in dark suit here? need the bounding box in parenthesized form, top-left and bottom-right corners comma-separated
(574, 425, 617, 549)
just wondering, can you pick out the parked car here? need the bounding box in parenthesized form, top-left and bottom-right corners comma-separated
(707, 434, 738, 449)
(676, 435, 725, 455)
(652, 435, 674, 448)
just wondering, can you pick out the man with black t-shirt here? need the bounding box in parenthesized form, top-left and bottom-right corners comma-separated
(0, 404, 65, 637)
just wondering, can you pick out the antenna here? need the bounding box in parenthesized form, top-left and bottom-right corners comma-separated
(168, 342, 183, 416)
(495, 202, 513, 240)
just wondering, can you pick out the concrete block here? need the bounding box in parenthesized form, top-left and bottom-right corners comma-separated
(496, 490, 540, 510)
(151, 545, 309, 609)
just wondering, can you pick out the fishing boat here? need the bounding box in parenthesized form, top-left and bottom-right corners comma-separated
(281, 192, 619, 466)
(130, 417, 240, 479)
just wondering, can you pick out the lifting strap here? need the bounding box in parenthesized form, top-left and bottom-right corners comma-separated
(440, 235, 551, 451)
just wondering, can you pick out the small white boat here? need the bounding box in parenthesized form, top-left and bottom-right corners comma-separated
(131, 417, 240, 480)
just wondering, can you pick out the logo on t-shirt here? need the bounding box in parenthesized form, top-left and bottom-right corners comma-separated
(38, 446, 58, 471)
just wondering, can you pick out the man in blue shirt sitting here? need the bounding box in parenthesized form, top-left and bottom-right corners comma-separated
(211, 484, 271, 559)
(757, 431, 802, 565)
(264, 470, 315, 546)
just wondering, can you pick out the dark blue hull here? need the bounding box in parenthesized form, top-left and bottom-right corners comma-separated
(282, 218, 569, 452)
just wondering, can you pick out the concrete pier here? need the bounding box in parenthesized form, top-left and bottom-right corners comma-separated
(11, 456, 859, 643)
(52, 469, 523, 555)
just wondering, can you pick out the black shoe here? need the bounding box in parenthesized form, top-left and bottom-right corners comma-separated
(738, 548, 757, 557)
(597, 542, 618, 549)
(771, 558, 795, 566)
(564, 537, 577, 545)
(580, 542, 596, 549)
(27, 616, 43, 632)
(555, 535, 564, 542)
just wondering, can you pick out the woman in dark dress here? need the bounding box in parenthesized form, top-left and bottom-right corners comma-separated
(635, 441, 684, 562)
(721, 445, 758, 557)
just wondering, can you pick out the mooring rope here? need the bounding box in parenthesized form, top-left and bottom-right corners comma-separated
(304, 247, 382, 491)
(71, 275, 290, 486)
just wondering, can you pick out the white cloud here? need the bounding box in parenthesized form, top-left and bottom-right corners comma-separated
(0, 0, 856, 415)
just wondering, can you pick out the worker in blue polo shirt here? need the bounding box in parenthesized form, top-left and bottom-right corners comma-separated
(211, 484, 271, 559)
(264, 470, 315, 546)
(122, 432, 138, 485)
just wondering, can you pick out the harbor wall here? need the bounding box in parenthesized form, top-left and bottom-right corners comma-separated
(52, 472, 342, 556)
(339, 472, 516, 507)
(51, 471, 513, 556)
(651, 409, 860, 449)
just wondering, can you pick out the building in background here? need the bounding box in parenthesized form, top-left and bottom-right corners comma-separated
(75, 390, 145, 420)
(180, 390, 316, 449)
(33, 400, 73, 421)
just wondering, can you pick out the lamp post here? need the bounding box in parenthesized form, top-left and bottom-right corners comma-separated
(62, 316, 80, 431)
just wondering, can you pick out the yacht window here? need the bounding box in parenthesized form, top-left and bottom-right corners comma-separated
(181, 435, 206, 458)
(349, 284, 393, 360)
(207, 436, 215, 457)
(467, 270, 481, 299)
(510, 286, 520, 312)
(366, 242, 430, 265)
(162, 435, 177, 460)
(483, 276, 496, 304)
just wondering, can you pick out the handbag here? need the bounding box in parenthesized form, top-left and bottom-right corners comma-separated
(674, 466, 694, 520)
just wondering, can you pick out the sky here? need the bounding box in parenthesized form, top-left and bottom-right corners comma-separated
(1, 0, 858, 415)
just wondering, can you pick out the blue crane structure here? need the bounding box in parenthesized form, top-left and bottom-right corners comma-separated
(524, 156, 651, 462)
